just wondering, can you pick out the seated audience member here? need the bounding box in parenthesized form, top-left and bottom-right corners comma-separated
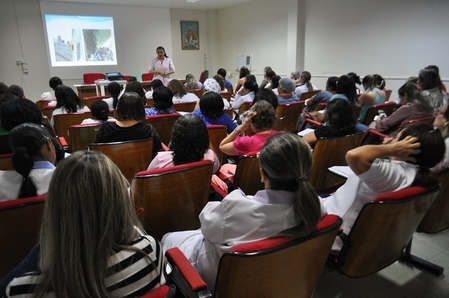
(8, 85, 25, 99)
(213, 74, 226, 92)
(217, 68, 233, 93)
(168, 79, 199, 103)
(40, 76, 62, 103)
(302, 98, 356, 146)
(269, 75, 281, 95)
(277, 78, 299, 104)
(263, 70, 277, 90)
(374, 83, 433, 138)
(357, 74, 386, 123)
(202, 78, 231, 109)
(259, 66, 273, 89)
(294, 71, 318, 98)
(145, 79, 164, 99)
(162, 132, 323, 292)
(145, 86, 177, 116)
(347, 72, 362, 94)
(431, 103, 449, 173)
(0, 123, 56, 201)
(184, 73, 203, 90)
(235, 66, 251, 94)
(322, 123, 445, 252)
(94, 92, 162, 157)
(253, 88, 279, 110)
(290, 70, 302, 86)
(192, 91, 236, 133)
(148, 114, 220, 173)
(81, 100, 116, 124)
(124, 81, 147, 102)
(329, 75, 358, 106)
(3, 151, 166, 297)
(304, 76, 338, 112)
(231, 75, 258, 111)
(0, 98, 56, 154)
(51, 85, 90, 125)
(220, 100, 277, 157)
(418, 67, 448, 113)
(103, 81, 121, 110)
(0, 82, 8, 95)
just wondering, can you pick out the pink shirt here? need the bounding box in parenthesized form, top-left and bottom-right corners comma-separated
(149, 57, 176, 86)
(147, 149, 220, 173)
(233, 130, 278, 156)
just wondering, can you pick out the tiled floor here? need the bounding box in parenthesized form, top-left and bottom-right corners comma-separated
(313, 229, 449, 298)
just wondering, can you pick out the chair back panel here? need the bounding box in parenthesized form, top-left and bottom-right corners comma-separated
(237, 101, 253, 116)
(144, 114, 181, 145)
(300, 90, 321, 101)
(82, 95, 109, 110)
(42, 106, 56, 119)
(275, 101, 305, 132)
(0, 154, 14, 170)
(419, 168, 449, 233)
(68, 123, 102, 152)
(215, 215, 342, 298)
(131, 160, 213, 240)
(88, 139, 153, 181)
(36, 99, 52, 111)
(172, 101, 196, 112)
(0, 195, 46, 279)
(233, 155, 264, 195)
(198, 70, 209, 84)
(310, 132, 364, 192)
(188, 89, 204, 99)
(142, 73, 154, 81)
(272, 117, 285, 131)
(207, 125, 227, 165)
(385, 89, 392, 101)
(399, 115, 436, 132)
(339, 185, 439, 277)
(221, 92, 232, 103)
(53, 112, 92, 141)
(362, 101, 397, 125)
(83, 73, 105, 84)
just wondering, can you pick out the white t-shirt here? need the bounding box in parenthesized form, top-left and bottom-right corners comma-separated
(50, 106, 91, 125)
(322, 158, 418, 251)
(294, 84, 318, 98)
(172, 93, 200, 103)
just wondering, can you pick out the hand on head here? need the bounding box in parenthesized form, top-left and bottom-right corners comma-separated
(391, 135, 421, 163)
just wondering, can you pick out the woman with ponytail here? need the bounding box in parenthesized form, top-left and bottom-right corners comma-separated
(322, 123, 444, 252)
(231, 74, 259, 112)
(294, 71, 318, 98)
(0, 123, 56, 201)
(162, 132, 323, 292)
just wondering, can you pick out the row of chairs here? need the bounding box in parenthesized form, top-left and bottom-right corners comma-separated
(2, 174, 446, 296)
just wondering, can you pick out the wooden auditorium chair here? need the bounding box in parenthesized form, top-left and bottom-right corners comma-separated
(206, 124, 227, 165)
(88, 139, 153, 181)
(275, 101, 306, 132)
(67, 123, 102, 152)
(361, 101, 397, 126)
(0, 195, 46, 279)
(328, 184, 440, 278)
(166, 214, 342, 298)
(53, 112, 92, 143)
(82, 95, 109, 110)
(144, 113, 181, 145)
(130, 160, 214, 240)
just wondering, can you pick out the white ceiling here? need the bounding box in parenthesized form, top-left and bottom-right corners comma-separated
(44, 0, 252, 10)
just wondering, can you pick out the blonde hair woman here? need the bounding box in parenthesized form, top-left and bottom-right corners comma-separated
(5, 151, 166, 297)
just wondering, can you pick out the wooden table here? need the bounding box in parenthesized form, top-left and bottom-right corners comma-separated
(75, 81, 153, 98)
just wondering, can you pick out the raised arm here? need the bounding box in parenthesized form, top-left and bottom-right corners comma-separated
(346, 135, 421, 175)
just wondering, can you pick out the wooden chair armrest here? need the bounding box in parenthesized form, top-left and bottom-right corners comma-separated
(166, 248, 212, 297)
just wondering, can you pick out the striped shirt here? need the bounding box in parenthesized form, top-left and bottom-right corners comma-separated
(6, 235, 166, 297)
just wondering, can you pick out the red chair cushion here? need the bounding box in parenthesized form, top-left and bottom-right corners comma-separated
(373, 185, 437, 202)
(140, 285, 170, 298)
(134, 159, 212, 177)
(0, 194, 46, 210)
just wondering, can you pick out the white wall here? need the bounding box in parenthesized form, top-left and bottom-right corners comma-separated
(2, 0, 449, 100)
(303, 0, 449, 93)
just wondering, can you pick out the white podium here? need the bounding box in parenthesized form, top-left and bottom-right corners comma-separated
(95, 80, 127, 96)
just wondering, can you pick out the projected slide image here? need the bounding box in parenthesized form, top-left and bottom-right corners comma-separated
(45, 15, 117, 66)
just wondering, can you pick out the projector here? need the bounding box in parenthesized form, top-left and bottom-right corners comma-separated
(105, 72, 123, 81)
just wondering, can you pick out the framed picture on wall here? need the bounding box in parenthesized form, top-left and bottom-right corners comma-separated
(181, 21, 199, 50)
